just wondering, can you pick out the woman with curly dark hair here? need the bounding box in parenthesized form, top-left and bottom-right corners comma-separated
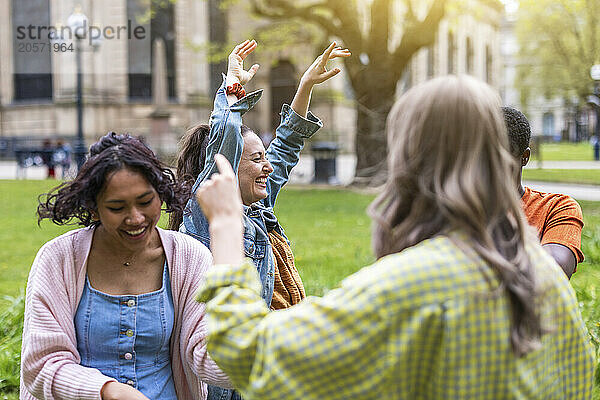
(21, 132, 230, 400)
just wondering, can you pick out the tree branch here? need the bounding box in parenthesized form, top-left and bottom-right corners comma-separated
(368, 0, 392, 63)
(249, 0, 339, 37)
(327, 0, 364, 50)
(405, 0, 416, 24)
(586, 0, 598, 61)
(559, 2, 587, 63)
(392, 0, 447, 80)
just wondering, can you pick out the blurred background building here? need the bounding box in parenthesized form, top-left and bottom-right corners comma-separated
(500, 6, 590, 142)
(499, 0, 599, 145)
(408, 0, 502, 90)
(0, 0, 503, 166)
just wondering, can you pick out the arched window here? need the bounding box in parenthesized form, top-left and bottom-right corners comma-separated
(128, 0, 176, 99)
(447, 31, 455, 74)
(12, 0, 53, 101)
(466, 37, 474, 75)
(270, 60, 297, 133)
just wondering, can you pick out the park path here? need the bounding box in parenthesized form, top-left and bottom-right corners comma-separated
(526, 161, 600, 169)
(2, 159, 600, 201)
(523, 181, 600, 202)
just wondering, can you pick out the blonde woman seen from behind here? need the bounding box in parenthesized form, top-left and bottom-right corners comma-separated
(195, 76, 595, 399)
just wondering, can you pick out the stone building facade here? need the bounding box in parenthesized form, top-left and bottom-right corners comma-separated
(408, 0, 503, 91)
(0, 0, 503, 162)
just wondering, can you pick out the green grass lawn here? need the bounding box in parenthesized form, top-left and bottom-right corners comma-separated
(521, 142, 600, 186)
(1, 181, 599, 398)
(276, 188, 376, 295)
(531, 141, 594, 161)
(523, 169, 600, 185)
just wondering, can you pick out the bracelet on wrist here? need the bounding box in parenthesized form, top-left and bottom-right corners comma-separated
(226, 82, 246, 99)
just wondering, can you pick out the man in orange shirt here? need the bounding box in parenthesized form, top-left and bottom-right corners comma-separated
(503, 106, 584, 278)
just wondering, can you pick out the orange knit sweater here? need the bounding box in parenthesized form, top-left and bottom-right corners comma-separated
(268, 230, 306, 310)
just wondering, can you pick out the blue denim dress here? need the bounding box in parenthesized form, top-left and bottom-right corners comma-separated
(74, 263, 177, 400)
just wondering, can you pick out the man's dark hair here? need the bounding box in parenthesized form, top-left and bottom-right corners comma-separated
(502, 106, 531, 157)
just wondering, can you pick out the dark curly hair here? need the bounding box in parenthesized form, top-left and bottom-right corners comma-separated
(38, 132, 191, 226)
(502, 106, 531, 158)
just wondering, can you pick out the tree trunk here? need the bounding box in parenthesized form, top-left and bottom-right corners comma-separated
(351, 66, 397, 186)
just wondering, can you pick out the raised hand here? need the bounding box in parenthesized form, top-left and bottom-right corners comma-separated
(300, 42, 351, 87)
(291, 42, 351, 117)
(227, 40, 260, 86)
(196, 155, 244, 265)
(196, 155, 242, 223)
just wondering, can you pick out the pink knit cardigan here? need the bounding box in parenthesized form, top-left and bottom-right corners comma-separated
(20, 226, 231, 399)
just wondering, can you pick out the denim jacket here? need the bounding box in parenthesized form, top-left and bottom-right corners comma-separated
(181, 78, 322, 307)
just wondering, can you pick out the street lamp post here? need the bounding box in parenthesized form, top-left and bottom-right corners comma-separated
(67, 9, 88, 171)
(590, 65, 600, 161)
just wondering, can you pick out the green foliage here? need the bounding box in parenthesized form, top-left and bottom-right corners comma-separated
(523, 169, 600, 185)
(184, 20, 323, 64)
(253, 22, 324, 57)
(0, 294, 24, 393)
(184, 39, 232, 64)
(183, 0, 326, 66)
(522, 142, 599, 184)
(515, 0, 600, 104)
(530, 142, 594, 161)
(276, 188, 376, 295)
(0, 180, 73, 297)
(575, 201, 600, 394)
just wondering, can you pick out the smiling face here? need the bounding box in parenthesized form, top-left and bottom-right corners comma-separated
(238, 132, 274, 205)
(95, 167, 162, 252)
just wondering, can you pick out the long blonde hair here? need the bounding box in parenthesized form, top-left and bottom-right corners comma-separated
(369, 75, 541, 356)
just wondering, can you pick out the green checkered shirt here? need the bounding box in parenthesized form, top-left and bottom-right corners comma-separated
(197, 233, 595, 399)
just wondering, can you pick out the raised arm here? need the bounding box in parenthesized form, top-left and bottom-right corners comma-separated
(263, 43, 351, 207)
(290, 42, 350, 118)
(181, 40, 261, 242)
(194, 158, 428, 399)
(225, 40, 260, 106)
(197, 40, 261, 185)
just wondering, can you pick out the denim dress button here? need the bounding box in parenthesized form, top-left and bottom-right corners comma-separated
(75, 264, 177, 399)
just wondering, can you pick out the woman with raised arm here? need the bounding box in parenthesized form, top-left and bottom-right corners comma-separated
(180, 40, 349, 310)
(195, 76, 595, 400)
(180, 39, 349, 400)
(21, 132, 231, 400)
